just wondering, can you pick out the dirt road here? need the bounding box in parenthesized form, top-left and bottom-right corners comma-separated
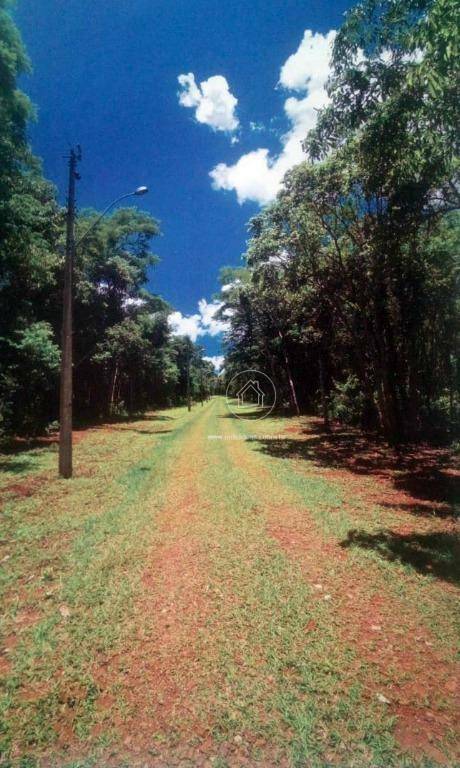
(0, 398, 458, 767)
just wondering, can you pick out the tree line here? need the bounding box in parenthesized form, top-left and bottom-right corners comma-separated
(0, 0, 458, 444)
(219, 0, 459, 443)
(0, 0, 215, 437)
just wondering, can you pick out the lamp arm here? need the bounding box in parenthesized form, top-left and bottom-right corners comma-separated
(74, 192, 134, 249)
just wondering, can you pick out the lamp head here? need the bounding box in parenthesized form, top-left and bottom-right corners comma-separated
(134, 185, 149, 196)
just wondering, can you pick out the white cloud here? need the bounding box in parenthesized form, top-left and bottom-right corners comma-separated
(210, 29, 336, 205)
(178, 73, 239, 133)
(204, 355, 225, 372)
(168, 299, 229, 342)
(211, 149, 280, 206)
(279, 29, 335, 91)
(168, 311, 202, 341)
(197, 298, 228, 335)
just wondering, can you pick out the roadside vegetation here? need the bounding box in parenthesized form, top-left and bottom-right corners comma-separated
(1, 0, 458, 443)
(0, 1, 214, 439)
(217, 0, 459, 445)
(0, 0, 459, 765)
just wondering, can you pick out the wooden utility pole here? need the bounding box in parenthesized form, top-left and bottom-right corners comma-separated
(187, 350, 192, 412)
(59, 147, 80, 478)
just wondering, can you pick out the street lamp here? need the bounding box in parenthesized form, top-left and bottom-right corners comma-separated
(59, 146, 149, 478)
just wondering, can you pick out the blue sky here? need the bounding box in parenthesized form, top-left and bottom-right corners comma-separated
(16, 0, 352, 362)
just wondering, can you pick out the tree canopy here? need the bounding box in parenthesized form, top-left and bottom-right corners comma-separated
(220, 0, 459, 442)
(0, 0, 458, 444)
(0, 2, 215, 436)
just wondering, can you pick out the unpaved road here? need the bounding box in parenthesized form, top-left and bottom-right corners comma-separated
(0, 397, 459, 767)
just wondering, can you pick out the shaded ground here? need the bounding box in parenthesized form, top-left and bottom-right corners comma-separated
(0, 399, 458, 767)
(223, 415, 459, 764)
(263, 418, 459, 512)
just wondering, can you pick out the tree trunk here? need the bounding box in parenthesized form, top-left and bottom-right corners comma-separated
(129, 377, 134, 414)
(110, 362, 119, 413)
(318, 352, 330, 430)
(279, 330, 300, 415)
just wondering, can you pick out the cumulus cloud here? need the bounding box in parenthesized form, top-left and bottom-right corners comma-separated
(168, 299, 229, 342)
(168, 311, 202, 341)
(279, 29, 335, 91)
(178, 73, 239, 133)
(204, 355, 225, 372)
(211, 148, 280, 206)
(197, 298, 228, 333)
(210, 29, 336, 205)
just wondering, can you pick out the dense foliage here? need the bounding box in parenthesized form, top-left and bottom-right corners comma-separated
(220, 0, 459, 443)
(0, 0, 458, 443)
(0, 1, 214, 436)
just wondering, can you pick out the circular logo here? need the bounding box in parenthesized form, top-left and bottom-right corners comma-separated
(225, 369, 276, 420)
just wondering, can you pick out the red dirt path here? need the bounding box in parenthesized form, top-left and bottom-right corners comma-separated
(224, 418, 460, 764)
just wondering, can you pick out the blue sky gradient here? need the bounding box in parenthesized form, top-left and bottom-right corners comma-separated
(16, 0, 353, 356)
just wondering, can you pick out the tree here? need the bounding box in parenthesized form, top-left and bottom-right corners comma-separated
(222, 0, 459, 442)
(0, 0, 213, 435)
(0, 2, 62, 435)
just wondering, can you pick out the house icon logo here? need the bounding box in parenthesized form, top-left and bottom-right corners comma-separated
(225, 369, 276, 421)
(236, 379, 265, 407)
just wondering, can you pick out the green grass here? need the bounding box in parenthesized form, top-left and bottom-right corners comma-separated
(233, 412, 460, 648)
(196, 407, 397, 767)
(0, 405, 199, 761)
(0, 398, 458, 767)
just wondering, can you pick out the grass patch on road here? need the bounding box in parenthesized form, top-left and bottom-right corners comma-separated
(1, 399, 458, 767)
(205, 402, 459, 766)
(194, 405, 397, 767)
(235, 413, 460, 647)
(0, 406, 196, 762)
